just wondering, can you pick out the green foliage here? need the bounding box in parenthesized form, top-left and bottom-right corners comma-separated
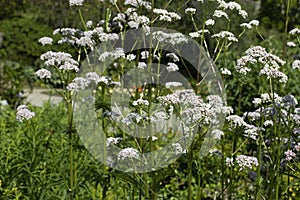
(0, 60, 35, 107)
(0, 15, 54, 66)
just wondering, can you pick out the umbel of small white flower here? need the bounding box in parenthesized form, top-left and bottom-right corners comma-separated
(235, 155, 258, 170)
(40, 51, 79, 72)
(235, 46, 287, 83)
(117, 147, 139, 160)
(36, 68, 51, 79)
(16, 105, 35, 122)
(38, 37, 53, 46)
(69, 0, 84, 7)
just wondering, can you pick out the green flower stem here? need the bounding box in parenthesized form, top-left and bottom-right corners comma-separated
(283, 0, 292, 56)
(256, 133, 262, 200)
(78, 9, 87, 31)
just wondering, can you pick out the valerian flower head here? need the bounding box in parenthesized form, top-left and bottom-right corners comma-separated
(67, 77, 90, 92)
(289, 28, 300, 35)
(76, 36, 95, 50)
(226, 157, 234, 167)
(287, 41, 296, 47)
(212, 31, 238, 42)
(236, 155, 258, 170)
(185, 7, 196, 15)
(221, 67, 231, 75)
(124, 0, 152, 10)
(40, 51, 79, 72)
(213, 10, 228, 19)
(153, 9, 181, 22)
(292, 60, 300, 69)
(226, 115, 248, 128)
(16, 105, 35, 122)
(166, 53, 179, 62)
(205, 19, 215, 26)
(284, 150, 296, 161)
(69, 0, 84, 6)
(240, 23, 252, 29)
(38, 37, 53, 46)
(36, 69, 51, 79)
(117, 147, 139, 160)
(165, 82, 182, 88)
(166, 62, 179, 71)
(132, 98, 149, 106)
(106, 137, 122, 147)
(171, 143, 186, 155)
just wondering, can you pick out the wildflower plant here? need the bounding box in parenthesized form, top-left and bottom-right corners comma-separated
(8, 0, 299, 199)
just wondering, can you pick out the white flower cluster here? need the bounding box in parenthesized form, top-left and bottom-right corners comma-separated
(38, 37, 53, 46)
(240, 20, 260, 30)
(236, 46, 287, 83)
(132, 98, 149, 106)
(54, 27, 118, 46)
(292, 60, 300, 69)
(205, 19, 215, 26)
(166, 53, 179, 62)
(159, 90, 227, 126)
(150, 111, 169, 123)
(226, 115, 248, 128)
(216, 0, 248, 19)
(171, 143, 186, 155)
(225, 157, 234, 167)
(67, 77, 90, 92)
(99, 48, 125, 62)
(76, 36, 95, 50)
(69, 0, 84, 6)
(153, 9, 181, 22)
(36, 68, 51, 79)
(252, 93, 282, 105)
(127, 13, 150, 29)
(153, 31, 188, 45)
(189, 30, 210, 38)
(126, 54, 136, 61)
(121, 112, 143, 125)
(212, 129, 224, 139)
(16, 105, 35, 122)
(137, 62, 147, 69)
(212, 31, 238, 42)
(185, 7, 196, 15)
(117, 147, 139, 160)
(243, 125, 264, 140)
(165, 82, 182, 88)
(166, 62, 179, 71)
(236, 155, 258, 170)
(213, 10, 228, 20)
(284, 149, 296, 161)
(106, 137, 122, 147)
(40, 51, 79, 72)
(221, 67, 232, 75)
(124, 0, 151, 10)
(289, 28, 300, 35)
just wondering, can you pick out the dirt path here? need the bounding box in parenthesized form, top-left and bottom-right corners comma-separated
(24, 88, 63, 107)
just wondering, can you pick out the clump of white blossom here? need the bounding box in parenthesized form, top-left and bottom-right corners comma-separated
(36, 68, 51, 79)
(38, 37, 53, 46)
(40, 51, 79, 72)
(69, 0, 84, 7)
(16, 105, 35, 122)
(236, 155, 258, 170)
(236, 46, 287, 83)
(118, 147, 139, 160)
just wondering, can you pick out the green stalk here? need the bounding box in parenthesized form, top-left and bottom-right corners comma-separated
(256, 134, 262, 200)
(67, 93, 74, 199)
(282, 0, 292, 56)
(188, 152, 193, 200)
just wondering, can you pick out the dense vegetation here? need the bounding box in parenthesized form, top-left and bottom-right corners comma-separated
(0, 0, 300, 199)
